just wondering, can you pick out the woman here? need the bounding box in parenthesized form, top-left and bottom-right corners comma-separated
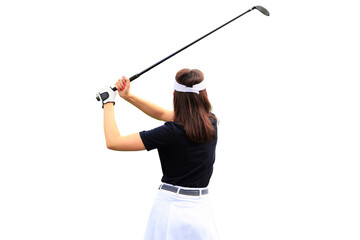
(98, 68, 219, 239)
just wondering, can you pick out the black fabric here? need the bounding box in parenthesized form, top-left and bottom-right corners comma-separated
(140, 117, 217, 188)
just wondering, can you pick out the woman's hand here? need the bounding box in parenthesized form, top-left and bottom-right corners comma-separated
(115, 76, 131, 99)
(97, 86, 117, 108)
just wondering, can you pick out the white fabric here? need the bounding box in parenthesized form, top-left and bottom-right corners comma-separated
(144, 185, 219, 240)
(174, 81, 206, 94)
(98, 86, 117, 104)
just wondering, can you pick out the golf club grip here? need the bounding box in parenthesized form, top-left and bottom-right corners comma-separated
(109, 73, 139, 91)
(130, 74, 140, 81)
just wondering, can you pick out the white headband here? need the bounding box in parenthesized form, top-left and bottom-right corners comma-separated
(174, 81, 206, 94)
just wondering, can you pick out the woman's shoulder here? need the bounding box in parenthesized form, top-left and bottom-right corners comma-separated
(209, 112, 217, 124)
(164, 121, 184, 129)
(161, 121, 186, 138)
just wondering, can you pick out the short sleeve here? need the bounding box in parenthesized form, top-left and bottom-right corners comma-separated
(139, 122, 177, 151)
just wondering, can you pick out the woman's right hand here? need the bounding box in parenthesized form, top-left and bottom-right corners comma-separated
(115, 76, 131, 99)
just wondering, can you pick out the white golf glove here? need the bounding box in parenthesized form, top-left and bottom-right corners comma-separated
(97, 86, 117, 108)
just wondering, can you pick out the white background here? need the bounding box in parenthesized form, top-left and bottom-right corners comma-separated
(1, 0, 359, 239)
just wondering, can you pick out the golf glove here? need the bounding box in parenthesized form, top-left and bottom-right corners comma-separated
(97, 86, 117, 108)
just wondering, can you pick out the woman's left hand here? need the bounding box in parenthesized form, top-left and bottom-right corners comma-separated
(97, 86, 117, 108)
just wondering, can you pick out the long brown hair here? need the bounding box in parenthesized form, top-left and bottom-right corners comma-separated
(173, 68, 216, 143)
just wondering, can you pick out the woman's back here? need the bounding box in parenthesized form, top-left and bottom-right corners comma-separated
(140, 117, 217, 188)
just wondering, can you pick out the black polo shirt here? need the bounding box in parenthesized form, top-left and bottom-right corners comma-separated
(139, 118, 217, 188)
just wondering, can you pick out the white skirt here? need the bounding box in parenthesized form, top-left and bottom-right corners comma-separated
(144, 184, 219, 240)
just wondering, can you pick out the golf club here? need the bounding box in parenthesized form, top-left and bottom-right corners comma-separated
(96, 5, 269, 101)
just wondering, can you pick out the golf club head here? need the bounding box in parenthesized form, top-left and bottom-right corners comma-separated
(252, 6, 270, 16)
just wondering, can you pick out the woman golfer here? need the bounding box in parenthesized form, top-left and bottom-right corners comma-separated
(98, 68, 218, 240)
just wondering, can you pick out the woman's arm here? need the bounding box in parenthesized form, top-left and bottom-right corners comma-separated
(116, 77, 174, 122)
(103, 103, 145, 151)
(123, 94, 174, 122)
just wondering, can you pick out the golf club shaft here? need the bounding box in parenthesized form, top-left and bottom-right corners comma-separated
(104, 5, 269, 93)
(128, 8, 254, 83)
